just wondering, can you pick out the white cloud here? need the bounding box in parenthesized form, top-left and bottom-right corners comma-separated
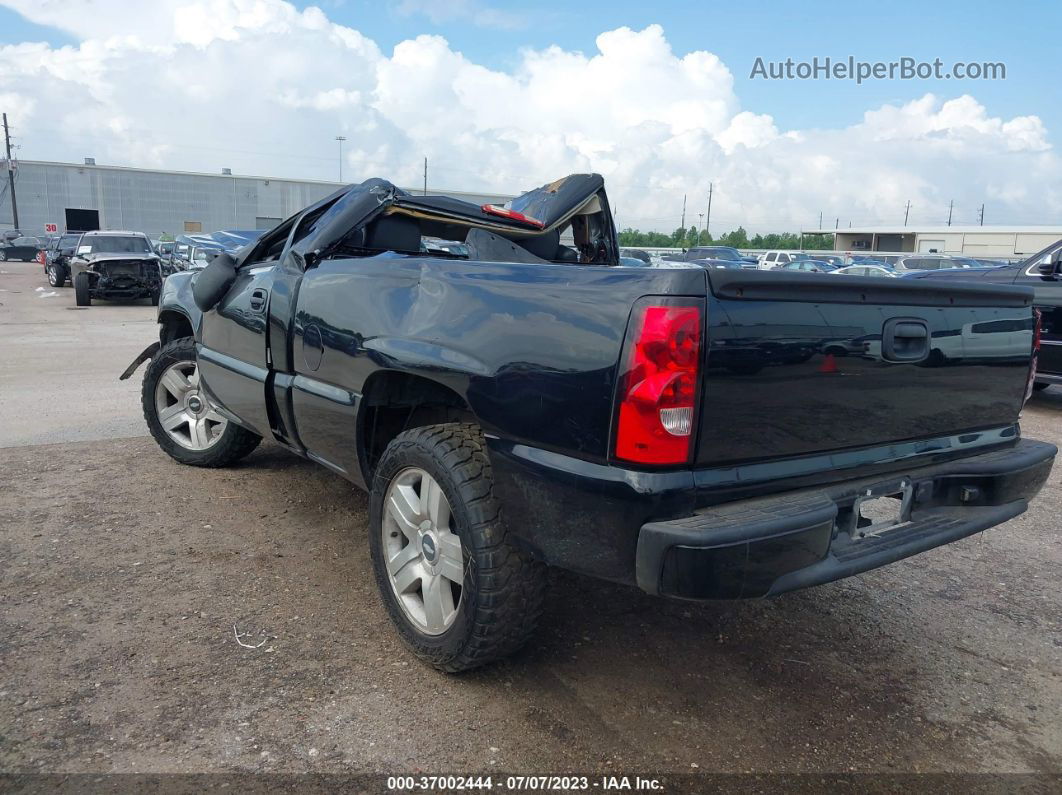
(0, 0, 1058, 232)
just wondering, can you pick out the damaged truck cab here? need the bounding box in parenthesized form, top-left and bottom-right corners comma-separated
(127, 174, 1055, 672)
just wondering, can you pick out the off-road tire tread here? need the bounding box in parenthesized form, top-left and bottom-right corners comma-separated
(142, 337, 262, 468)
(370, 422, 546, 673)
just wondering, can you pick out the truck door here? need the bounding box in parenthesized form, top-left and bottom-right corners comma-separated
(197, 196, 346, 443)
(197, 263, 277, 437)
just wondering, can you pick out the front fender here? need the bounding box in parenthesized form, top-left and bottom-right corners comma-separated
(119, 272, 204, 382)
(158, 270, 204, 340)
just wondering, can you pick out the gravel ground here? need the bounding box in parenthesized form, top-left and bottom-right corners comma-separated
(0, 259, 1060, 781)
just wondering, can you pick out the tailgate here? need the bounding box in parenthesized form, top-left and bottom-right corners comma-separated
(697, 271, 1035, 467)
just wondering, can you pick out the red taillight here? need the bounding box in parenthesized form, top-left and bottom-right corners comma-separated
(480, 204, 546, 229)
(615, 302, 703, 465)
(1025, 308, 1042, 403)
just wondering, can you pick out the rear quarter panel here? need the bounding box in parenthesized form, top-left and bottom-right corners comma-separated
(291, 256, 708, 462)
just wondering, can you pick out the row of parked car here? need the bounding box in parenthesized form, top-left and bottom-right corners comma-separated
(32, 228, 266, 306)
(617, 245, 1015, 278)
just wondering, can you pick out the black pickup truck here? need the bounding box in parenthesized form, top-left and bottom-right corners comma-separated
(123, 174, 1055, 672)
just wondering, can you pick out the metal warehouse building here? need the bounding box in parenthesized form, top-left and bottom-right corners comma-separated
(817, 225, 1062, 258)
(0, 159, 512, 238)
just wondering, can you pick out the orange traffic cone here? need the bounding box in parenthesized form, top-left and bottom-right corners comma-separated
(818, 353, 840, 374)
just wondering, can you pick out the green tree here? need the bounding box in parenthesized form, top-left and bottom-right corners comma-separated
(718, 226, 750, 249)
(802, 233, 834, 250)
(617, 226, 834, 252)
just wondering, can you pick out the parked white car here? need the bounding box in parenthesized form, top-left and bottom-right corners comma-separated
(831, 265, 899, 278)
(758, 250, 812, 270)
(890, 255, 974, 273)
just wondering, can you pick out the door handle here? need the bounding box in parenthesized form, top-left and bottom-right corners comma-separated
(249, 288, 267, 312)
(882, 317, 929, 362)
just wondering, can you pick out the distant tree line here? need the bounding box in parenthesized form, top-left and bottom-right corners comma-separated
(618, 226, 836, 251)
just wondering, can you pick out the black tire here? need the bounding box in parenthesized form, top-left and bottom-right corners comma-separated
(0, 250, 6, 262)
(369, 423, 547, 673)
(1033, 382, 1050, 392)
(47, 263, 67, 287)
(142, 337, 262, 467)
(149, 290, 160, 306)
(73, 272, 91, 306)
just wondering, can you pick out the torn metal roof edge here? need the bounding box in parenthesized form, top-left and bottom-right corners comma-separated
(294, 173, 608, 258)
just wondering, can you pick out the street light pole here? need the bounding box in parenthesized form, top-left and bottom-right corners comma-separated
(335, 136, 346, 182)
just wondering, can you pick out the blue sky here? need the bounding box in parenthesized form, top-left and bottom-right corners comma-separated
(0, 0, 1054, 137)
(0, 0, 1058, 231)
(370, 0, 1057, 137)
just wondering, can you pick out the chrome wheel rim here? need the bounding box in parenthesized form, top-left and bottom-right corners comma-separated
(154, 359, 228, 451)
(382, 467, 465, 636)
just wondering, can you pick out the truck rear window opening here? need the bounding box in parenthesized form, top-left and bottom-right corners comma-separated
(614, 302, 703, 465)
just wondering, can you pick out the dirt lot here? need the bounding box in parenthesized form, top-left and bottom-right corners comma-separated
(1, 259, 1060, 779)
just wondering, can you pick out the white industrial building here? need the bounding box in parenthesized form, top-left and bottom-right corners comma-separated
(815, 226, 1062, 257)
(0, 159, 512, 237)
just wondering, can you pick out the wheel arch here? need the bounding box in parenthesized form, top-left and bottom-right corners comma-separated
(358, 369, 477, 482)
(158, 309, 194, 345)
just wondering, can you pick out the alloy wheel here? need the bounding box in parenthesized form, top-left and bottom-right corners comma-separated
(382, 467, 465, 636)
(153, 359, 228, 450)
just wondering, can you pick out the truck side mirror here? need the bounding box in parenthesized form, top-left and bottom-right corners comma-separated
(192, 251, 237, 312)
(1037, 249, 1062, 278)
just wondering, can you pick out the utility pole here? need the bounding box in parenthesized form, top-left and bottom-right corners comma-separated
(705, 182, 713, 236)
(423, 157, 428, 195)
(680, 194, 686, 230)
(335, 135, 346, 182)
(979, 204, 985, 226)
(4, 113, 18, 229)
(947, 199, 953, 227)
(835, 217, 839, 229)
(904, 201, 911, 227)
(819, 211, 823, 230)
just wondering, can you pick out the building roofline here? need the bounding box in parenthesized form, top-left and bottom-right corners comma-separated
(17, 159, 513, 200)
(805, 226, 1062, 235)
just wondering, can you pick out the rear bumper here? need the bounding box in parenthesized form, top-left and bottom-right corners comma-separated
(636, 438, 1055, 599)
